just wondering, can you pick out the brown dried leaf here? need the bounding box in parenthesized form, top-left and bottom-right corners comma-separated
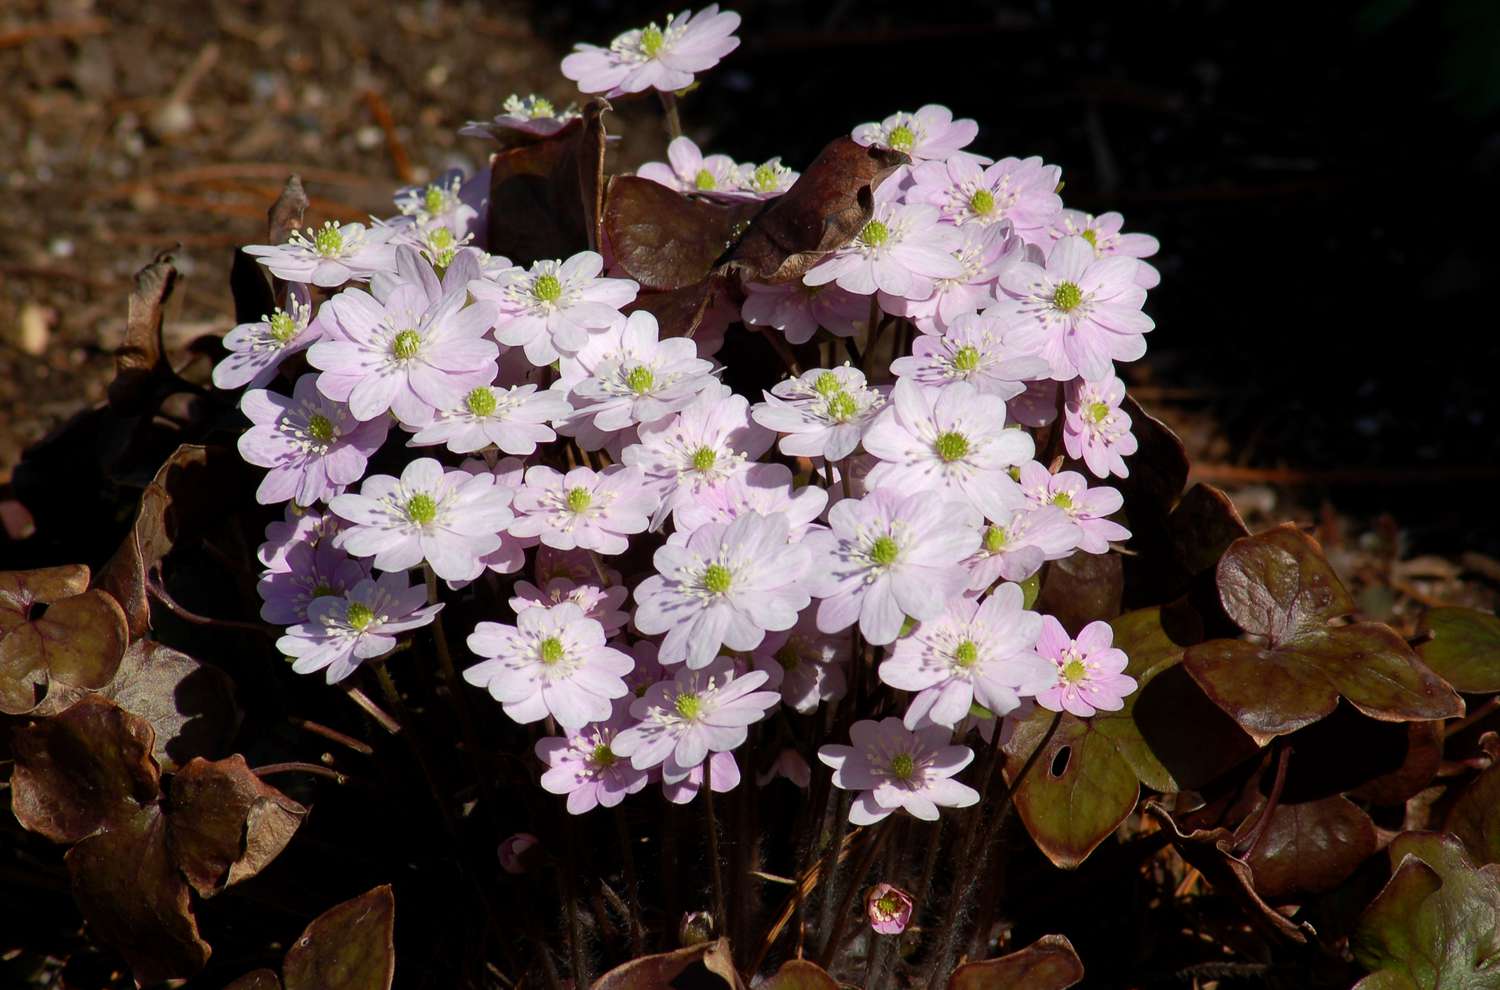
(168, 755, 306, 897)
(604, 175, 762, 291)
(101, 640, 239, 770)
(108, 251, 178, 412)
(283, 885, 396, 990)
(591, 938, 744, 990)
(947, 934, 1085, 990)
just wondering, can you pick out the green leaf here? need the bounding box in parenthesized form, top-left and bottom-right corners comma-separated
(948, 934, 1084, 989)
(1184, 526, 1462, 745)
(283, 885, 397, 990)
(1417, 607, 1500, 693)
(1353, 832, 1500, 988)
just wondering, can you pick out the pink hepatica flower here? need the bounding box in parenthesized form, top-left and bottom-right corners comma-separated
(738, 158, 799, 199)
(751, 365, 886, 463)
(508, 464, 657, 556)
(622, 386, 772, 520)
(668, 463, 828, 544)
(256, 539, 369, 625)
(866, 884, 914, 935)
(910, 153, 1063, 245)
(880, 222, 1021, 334)
(634, 511, 813, 668)
(637, 136, 743, 197)
(213, 283, 320, 390)
(258, 506, 342, 571)
(852, 105, 978, 161)
(994, 235, 1153, 382)
(407, 383, 571, 456)
(512, 577, 629, 639)
(1047, 209, 1161, 288)
(1063, 375, 1138, 479)
(329, 457, 514, 582)
(1017, 462, 1129, 554)
(470, 251, 638, 367)
(862, 379, 1034, 520)
(663, 750, 741, 804)
(392, 169, 479, 237)
(760, 611, 849, 715)
(561, 5, 741, 96)
(245, 220, 398, 288)
(238, 374, 390, 507)
(559, 310, 717, 435)
(536, 698, 650, 814)
(277, 572, 442, 684)
(802, 489, 980, 646)
(879, 583, 1054, 728)
(464, 602, 633, 730)
(309, 280, 498, 427)
(460, 457, 535, 576)
(740, 281, 867, 344)
(803, 200, 963, 300)
(1033, 616, 1137, 717)
(889, 311, 1049, 399)
(818, 717, 979, 824)
(460, 94, 582, 143)
(964, 503, 1079, 590)
(612, 657, 780, 771)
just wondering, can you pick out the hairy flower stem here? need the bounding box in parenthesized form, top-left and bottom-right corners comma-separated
(703, 756, 729, 932)
(614, 807, 646, 955)
(560, 813, 592, 986)
(423, 565, 498, 820)
(861, 296, 882, 375)
(816, 790, 854, 939)
(921, 712, 1061, 989)
(817, 823, 890, 969)
(658, 89, 683, 140)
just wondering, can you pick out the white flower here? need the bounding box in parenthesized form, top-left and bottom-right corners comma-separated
(245, 220, 399, 287)
(407, 383, 572, 455)
(611, 658, 780, 771)
(558, 310, 717, 435)
(469, 251, 638, 366)
(751, 366, 887, 463)
(508, 464, 658, 556)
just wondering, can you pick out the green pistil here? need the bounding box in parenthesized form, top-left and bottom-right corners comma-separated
(968, 188, 995, 216)
(306, 413, 335, 444)
(640, 23, 665, 56)
(532, 273, 563, 303)
(953, 640, 979, 668)
(423, 185, 446, 215)
(890, 752, 915, 780)
(752, 163, 778, 191)
(869, 536, 900, 567)
(427, 227, 457, 269)
(465, 387, 498, 417)
(951, 345, 980, 374)
(690, 446, 717, 471)
(591, 743, 617, 767)
(346, 601, 374, 630)
(826, 391, 858, 422)
(702, 563, 732, 595)
(1086, 401, 1110, 424)
(1051, 491, 1074, 510)
(876, 895, 900, 915)
(983, 525, 1008, 554)
(693, 168, 717, 190)
(1061, 658, 1088, 684)
(933, 431, 970, 463)
(311, 583, 337, 599)
(565, 487, 593, 513)
(858, 219, 890, 248)
(674, 692, 701, 719)
(1080, 228, 1098, 249)
(1051, 281, 1083, 312)
(405, 493, 437, 525)
(531, 97, 555, 118)
(538, 636, 565, 665)
(887, 125, 915, 152)
(312, 224, 343, 256)
(268, 310, 298, 344)
(392, 329, 422, 360)
(626, 365, 655, 394)
(813, 372, 842, 396)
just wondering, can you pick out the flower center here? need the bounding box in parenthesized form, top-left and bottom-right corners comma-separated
(565, 487, 593, 513)
(426, 227, 457, 269)
(1061, 658, 1089, 684)
(752, 163, 778, 191)
(693, 168, 717, 190)
(1080, 228, 1098, 249)
(346, 602, 374, 630)
(933, 431, 970, 463)
(591, 743, 617, 767)
(826, 391, 858, 422)
(392, 329, 422, 360)
(953, 640, 979, 668)
(674, 692, 702, 719)
(813, 372, 842, 396)
(465, 387, 498, 417)
(887, 125, 915, 152)
(858, 219, 890, 248)
(268, 310, 298, 344)
(951, 345, 980, 373)
(640, 23, 665, 56)
(890, 752, 915, 780)
(690, 446, 717, 472)
(876, 895, 900, 915)
(982, 525, 1008, 554)
(532, 273, 563, 303)
(531, 97, 555, 117)
(405, 493, 438, 525)
(1086, 401, 1111, 424)
(869, 536, 900, 567)
(306, 413, 336, 444)
(1051, 281, 1083, 312)
(626, 365, 655, 394)
(968, 188, 995, 216)
(311, 583, 337, 598)
(538, 636, 565, 665)
(423, 185, 446, 215)
(313, 223, 343, 256)
(1050, 491, 1074, 510)
(702, 563, 733, 595)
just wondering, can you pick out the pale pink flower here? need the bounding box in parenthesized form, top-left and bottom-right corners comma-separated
(611, 657, 780, 770)
(213, 283, 321, 390)
(1063, 375, 1138, 479)
(258, 506, 343, 572)
(238, 374, 390, 507)
(464, 602, 634, 729)
(803, 200, 963, 300)
(407, 383, 571, 456)
(535, 698, 650, 813)
(621, 386, 772, 520)
(277, 572, 442, 684)
(964, 504, 1079, 590)
(1033, 616, 1136, 717)
(1006, 378, 1060, 428)
(740, 281, 868, 344)
(736, 158, 799, 199)
(751, 365, 886, 463)
(558, 310, 717, 435)
(470, 251, 638, 366)
(878, 222, 1023, 334)
(256, 539, 369, 625)
(889, 311, 1049, 399)
(461, 457, 536, 576)
(866, 884, 914, 935)
(668, 463, 828, 544)
(508, 464, 658, 555)
(851, 105, 978, 161)
(511, 577, 629, 639)
(634, 511, 813, 668)
(245, 220, 399, 288)
(1047, 209, 1160, 288)
(460, 94, 581, 142)
(561, 5, 741, 96)
(880, 583, 1054, 728)
(817, 717, 979, 825)
(391, 169, 479, 237)
(757, 611, 849, 715)
(637, 136, 744, 197)
(1017, 462, 1129, 554)
(910, 153, 1063, 243)
(663, 751, 741, 804)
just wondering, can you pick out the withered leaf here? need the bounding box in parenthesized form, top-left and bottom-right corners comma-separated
(168, 755, 306, 897)
(486, 129, 589, 266)
(1, 566, 126, 714)
(100, 640, 239, 770)
(604, 175, 763, 291)
(283, 885, 396, 990)
(761, 958, 838, 990)
(591, 938, 743, 990)
(108, 251, 179, 413)
(947, 934, 1085, 990)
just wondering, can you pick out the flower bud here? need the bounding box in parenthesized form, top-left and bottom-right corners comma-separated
(498, 833, 540, 875)
(866, 883, 914, 935)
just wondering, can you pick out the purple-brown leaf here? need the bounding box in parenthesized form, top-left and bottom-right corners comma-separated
(604, 176, 763, 291)
(591, 938, 743, 990)
(1245, 795, 1379, 900)
(283, 885, 396, 990)
(168, 755, 306, 897)
(947, 934, 1085, 990)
